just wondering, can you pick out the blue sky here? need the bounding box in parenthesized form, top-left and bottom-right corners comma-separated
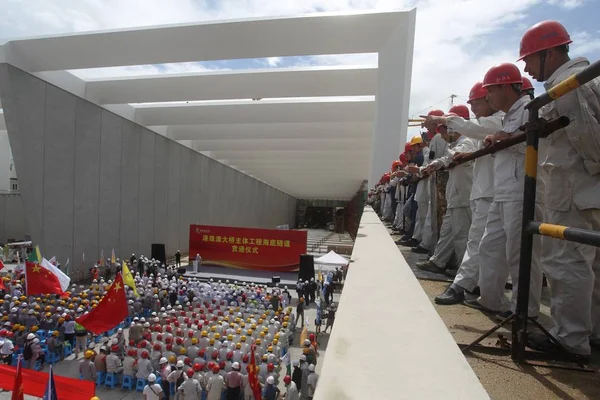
(1, 0, 599, 139)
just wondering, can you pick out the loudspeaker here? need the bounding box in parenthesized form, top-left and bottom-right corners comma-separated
(151, 243, 166, 266)
(298, 254, 315, 282)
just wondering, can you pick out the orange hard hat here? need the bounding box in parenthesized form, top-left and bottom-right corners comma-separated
(467, 81, 487, 103)
(521, 77, 534, 92)
(518, 20, 572, 61)
(482, 63, 522, 88)
(448, 105, 470, 120)
(391, 160, 402, 170)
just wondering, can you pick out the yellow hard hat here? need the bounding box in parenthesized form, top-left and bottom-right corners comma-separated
(201, 331, 208, 337)
(169, 355, 176, 363)
(180, 347, 187, 355)
(255, 339, 262, 345)
(268, 346, 273, 352)
(227, 334, 233, 341)
(191, 338, 198, 344)
(214, 333, 220, 339)
(236, 343, 241, 349)
(241, 335, 247, 342)
(273, 339, 278, 345)
(209, 338, 215, 345)
(85, 350, 95, 359)
(410, 135, 423, 145)
(260, 332, 265, 338)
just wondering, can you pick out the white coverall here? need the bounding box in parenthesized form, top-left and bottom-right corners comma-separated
(420, 133, 450, 251)
(206, 373, 225, 400)
(540, 57, 600, 355)
(393, 178, 406, 228)
(447, 112, 503, 291)
(478, 96, 543, 316)
(413, 146, 431, 243)
(426, 135, 477, 268)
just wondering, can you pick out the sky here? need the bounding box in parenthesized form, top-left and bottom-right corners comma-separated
(1, 0, 599, 140)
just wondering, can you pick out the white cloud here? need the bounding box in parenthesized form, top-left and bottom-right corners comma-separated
(569, 31, 600, 55)
(547, 0, 586, 9)
(266, 57, 283, 67)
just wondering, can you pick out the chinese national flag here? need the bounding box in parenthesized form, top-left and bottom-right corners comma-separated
(248, 345, 262, 400)
(76, 273, 128, 335)
(25, 262, 63, 296)
(11, 357, 24, 400)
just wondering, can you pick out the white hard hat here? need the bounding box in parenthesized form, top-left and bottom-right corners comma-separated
(33, 338, 40, 343)
(232, 362, 240, 370)
(266, 376, 275, 385)
(148, 373, 157, 382)
(159, 357, 168, 364)
(27, 333, 35, 340)
(308, 364, 315, 372)
(176, 360, 184, 368)
(143, 322, 150, 327)
(299, 355, 307, 362)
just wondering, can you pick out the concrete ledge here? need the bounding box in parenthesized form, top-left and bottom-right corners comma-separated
(314, 207, 489, 400)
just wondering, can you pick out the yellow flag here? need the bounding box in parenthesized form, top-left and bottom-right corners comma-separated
(122, 261, 138, 296)
(300, 325, 308, 346)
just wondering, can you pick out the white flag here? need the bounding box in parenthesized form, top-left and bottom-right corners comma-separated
(42, 257, 71, 292)
(280, 351, 291, 367)
(49, 256, 56, 265)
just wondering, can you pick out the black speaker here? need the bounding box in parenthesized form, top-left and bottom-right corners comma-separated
(151, 243, 166, 266)
(298, 254, 315, 282)
(272, 276, 281, 284)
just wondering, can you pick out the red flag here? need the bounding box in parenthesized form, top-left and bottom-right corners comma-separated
(0, 259, 5, 270)
(11, 356, 23, 400)
(76, 273, 128, 334)
(25, 261, 63, 296)
(248, 344, 262, 400)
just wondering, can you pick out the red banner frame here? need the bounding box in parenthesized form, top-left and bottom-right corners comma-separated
(189, 225, 307, 272)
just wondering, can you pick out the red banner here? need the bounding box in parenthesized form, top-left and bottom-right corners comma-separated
(189, 225, 307, 272)
(0, 364, 95, 400)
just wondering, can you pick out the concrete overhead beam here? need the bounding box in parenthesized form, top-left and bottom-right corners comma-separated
(189, 138, 369, 151)
(87, 66, 378, 104)
(165, 121, 373, 140)
(135, 99, 375, 126)
(3, 11, 410, 71)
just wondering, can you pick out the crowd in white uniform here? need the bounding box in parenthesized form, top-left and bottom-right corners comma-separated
(76, 274, 319, 400)
(368, 20, 600, 363)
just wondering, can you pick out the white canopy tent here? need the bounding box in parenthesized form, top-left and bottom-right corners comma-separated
(315, 250, 349, 266)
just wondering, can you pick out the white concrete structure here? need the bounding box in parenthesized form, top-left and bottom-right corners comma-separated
(315, 207, 490, 399)
(0, 10, 416, 199)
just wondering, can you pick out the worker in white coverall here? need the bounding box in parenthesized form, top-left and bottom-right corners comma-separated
(464, 63, 543, 320)
(518, 21, 600, 361)
(416, 107, 477, 273)
(404, 136, 430, 247)
(424, 86, 503, 304)
(412, 110, 449, 255)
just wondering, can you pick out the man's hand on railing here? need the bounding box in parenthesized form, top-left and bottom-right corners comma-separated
(424, 164, 437, 175)
(452, 152, 470, 162)
(405, 165, 420, 174)
(484, 132, 511, 147)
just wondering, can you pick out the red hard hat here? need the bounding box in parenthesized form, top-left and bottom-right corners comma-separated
(284, 375, 292, 384)
(522, 77, 534, 91)
(193, 363, 202, 372)
(467, 82, 487, 103)
(199, 349, 206, 357)
(212, 350, 219, 360)
(482, 63, 522, 88)
(185, 357, 191, 365)
(219, 361, 226, 369)
(141, 350, 149, 359)
(267, 363, 274, 371)
(186, 369, 194, 378)
(188, 330, 194, 338)
(165, 326, 172, 333)
(165, 337, 172, 344)
(213, 365, 220, 373)
(129, 339, 135, 346)
(156, 334, 163, 341)
(227, 351, 233, 360)
(404, 142, 412, 153)
(518, 20, 572, 61)
(400, 153, 407, 164)
(153, 343, 161, 351)
(176, 337, 183, 345)
(428, 109, 445, 117)
(243, 354, 249, 363)
(391, 160, 402, 169)
(166, 343, 173, 351)
(111, 345, 119, 352)
(309, 333, 315, 341)
(448, 105, 470, 120)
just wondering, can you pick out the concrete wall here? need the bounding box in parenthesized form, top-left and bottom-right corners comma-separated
(314, 207, 489, 400)
(0, 63, 297, 277)
(0, 132, 10, 192)
(0, 193, 27, 243)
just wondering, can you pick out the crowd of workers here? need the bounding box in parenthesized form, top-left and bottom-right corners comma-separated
(367, 20, 600, 364)
(0, 267, 324, 399)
